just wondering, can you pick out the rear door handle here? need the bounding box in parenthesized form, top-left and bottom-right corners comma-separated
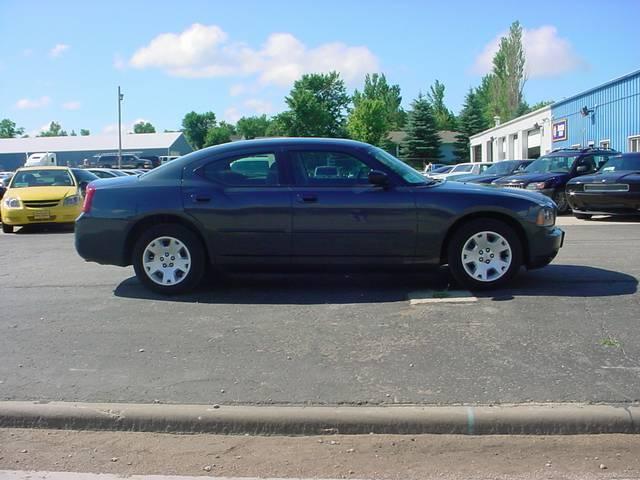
(297, 194, 318, 203)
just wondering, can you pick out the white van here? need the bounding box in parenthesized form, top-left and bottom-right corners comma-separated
(25, 152, 58, 167)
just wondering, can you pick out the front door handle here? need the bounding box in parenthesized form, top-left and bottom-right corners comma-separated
(192, 194, 211, 203)
(297, 194, 318, 203)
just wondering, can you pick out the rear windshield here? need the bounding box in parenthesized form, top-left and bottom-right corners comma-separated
(10, 169, 74, 188)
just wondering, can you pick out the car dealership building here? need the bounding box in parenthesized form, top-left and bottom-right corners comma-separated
(470, 68, 640, 162)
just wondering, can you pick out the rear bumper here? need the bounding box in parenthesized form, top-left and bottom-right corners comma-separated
(75, 214, 130, 266)
(527, 226, 564, 270)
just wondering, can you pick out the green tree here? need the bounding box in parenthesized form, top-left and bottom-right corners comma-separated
(38, 121, 67, 137)
(181, 111, 217, 149)
(426, 80, 457, 130)
(265, 112, 294, 137)
(80, 129, 90, 136)
(133, 121, 156, 134)
(0, 119, 25, 138)
(347, 98, 389, 146)
(283, 71, 350, 137)
(347, 73, 404, 145)
(453, 89, 490, 162)
(401, 94, 442, 168)
(237, 115, 271, 139)
(486, 21, 527, 123)
(204, 122, 235, 147)
(70, 130, 77, 136)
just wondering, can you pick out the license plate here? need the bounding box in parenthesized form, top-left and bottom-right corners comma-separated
(33, 210, 51, 220)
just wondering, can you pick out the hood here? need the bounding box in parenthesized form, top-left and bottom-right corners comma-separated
(568, 170, 640, 185)
(7, 185, 78, 200)
(432, 179, 553, 205)
(494, 172, 569, 185)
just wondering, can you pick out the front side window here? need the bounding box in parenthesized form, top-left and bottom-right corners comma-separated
(10, 169, 74, 188)
(290, 151, 372, 186)
(202, 153, 279, 186)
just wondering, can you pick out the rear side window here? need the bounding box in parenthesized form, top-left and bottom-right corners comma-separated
(202, 153, 279, 186)
(290, 151, 372, 186)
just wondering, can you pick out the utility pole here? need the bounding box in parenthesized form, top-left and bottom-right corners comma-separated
(117, 86, 124, 169)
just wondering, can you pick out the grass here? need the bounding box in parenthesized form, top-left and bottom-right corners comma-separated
(600, 336, 621, 348)
(432, 291, 452, 299)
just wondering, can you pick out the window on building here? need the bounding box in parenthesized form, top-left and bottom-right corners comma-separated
(570, 144, 582, 149)
(629, 135, 640, 153)
(600, 139, 611, 149)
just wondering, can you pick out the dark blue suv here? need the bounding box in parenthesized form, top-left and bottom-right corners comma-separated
(492, 147, 620, 213)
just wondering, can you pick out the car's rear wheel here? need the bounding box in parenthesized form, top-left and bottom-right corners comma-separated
(448, 219, 523, 290)
(553, 190, 569, 215)
(2, 223, 14, 234)
(132, 224, 205, 295)
(574, 213, 592, 220)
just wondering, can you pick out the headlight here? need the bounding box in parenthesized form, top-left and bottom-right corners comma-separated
(536, 207, 556, 226)
(3, 197, 21, 209)
(63, 195, 80, 206)
(526, 182, 547, 190)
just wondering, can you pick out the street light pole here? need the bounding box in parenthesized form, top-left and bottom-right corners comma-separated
(117, 86, 124, 169)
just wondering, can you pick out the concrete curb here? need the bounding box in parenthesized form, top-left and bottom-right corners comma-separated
(0, 402, 638, 435)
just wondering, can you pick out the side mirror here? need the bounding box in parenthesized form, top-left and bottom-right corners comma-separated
(368, 170, 389, 187)
(576, 165, 589, 173)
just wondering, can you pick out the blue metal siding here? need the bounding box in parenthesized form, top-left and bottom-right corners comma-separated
(551, 71, 640, 152)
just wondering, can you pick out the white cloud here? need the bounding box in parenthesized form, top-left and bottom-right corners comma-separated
(129, 24, 379, 87)
(15, 96, 51, 109)
(224, 107, 242, 124)
(62, 101, 81, 110)
(229, 83, 246, 96)
(28, 122, 53, 137)
(472, 25, 587, 78)
(50, 43, 70, 58)
(244, 98, 273, 114)
(103, 118, 152, 134)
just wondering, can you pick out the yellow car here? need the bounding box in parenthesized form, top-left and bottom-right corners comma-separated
(1, 166, 97, 233)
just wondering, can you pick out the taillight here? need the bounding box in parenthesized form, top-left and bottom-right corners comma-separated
(82, 184, 96, 213)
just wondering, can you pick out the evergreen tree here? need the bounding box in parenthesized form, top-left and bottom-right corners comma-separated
(401, 94, 441, 169)
(454, 89, 489, 162)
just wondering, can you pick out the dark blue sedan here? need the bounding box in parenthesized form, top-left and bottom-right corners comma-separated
(453, 160, 533, 184)
(75, 138, 564, 294)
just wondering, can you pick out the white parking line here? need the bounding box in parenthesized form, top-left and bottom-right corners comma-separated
(0, 471, 367, 480)
(408, 290, 477, 305)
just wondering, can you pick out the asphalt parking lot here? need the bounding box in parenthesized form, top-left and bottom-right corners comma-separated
(0, 217, 639, 406)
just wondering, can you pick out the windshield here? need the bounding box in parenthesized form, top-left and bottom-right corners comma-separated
(432, 166, 452, 174)
(525, 155, 579, 174)
(484, 161, 521, 175)
(370, 148, 428, 185)
(599, 154, 640, 173)
(10, 169, 74, 188)
(452, 164, 473, 173)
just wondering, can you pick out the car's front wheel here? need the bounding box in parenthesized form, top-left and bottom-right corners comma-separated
(553, 190, 570, 215)
(2, 223, 14, 234)
(448, 219, 523, 290)
(132, 224, 205, 295)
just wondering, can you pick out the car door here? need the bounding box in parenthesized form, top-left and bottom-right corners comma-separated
(286, 147, 417, 263)
(182, 149, 292, 265)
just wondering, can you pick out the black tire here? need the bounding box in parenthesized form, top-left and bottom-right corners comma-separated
(2, 223, 14, 234)
(553, 190, 570, 215)
(132, 223, 206, 295)
(574, 213, 592, 220)
(447, 218, 523, 290)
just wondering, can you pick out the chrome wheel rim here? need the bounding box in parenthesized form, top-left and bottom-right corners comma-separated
(461, 231, 512, 282)
(555, 192, 568, 212)
(142, 236, 191, 286)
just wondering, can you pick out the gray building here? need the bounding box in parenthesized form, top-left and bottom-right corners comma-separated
(0, 132, 193, 171)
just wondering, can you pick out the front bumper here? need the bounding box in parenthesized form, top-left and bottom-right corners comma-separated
(567, 191, 640, 215)
(1, 205, 81, 226)
(527, 226, 564, 269)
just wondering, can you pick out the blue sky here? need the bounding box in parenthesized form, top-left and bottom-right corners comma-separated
(1, 0, 639, 136)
